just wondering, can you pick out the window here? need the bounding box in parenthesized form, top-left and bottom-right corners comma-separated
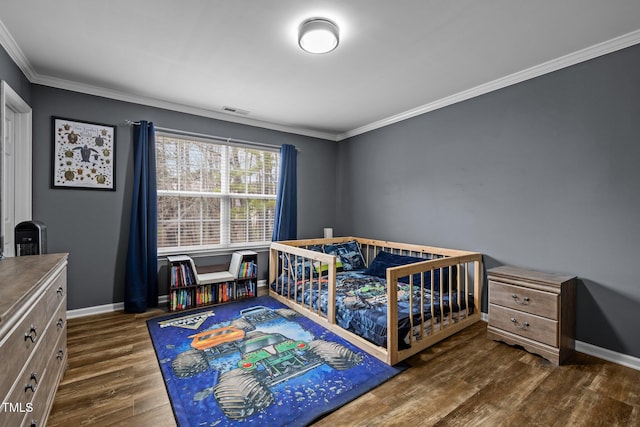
(155, 132, 279, 253)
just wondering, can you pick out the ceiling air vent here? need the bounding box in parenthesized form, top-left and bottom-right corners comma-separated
(222, 106, 250, 115)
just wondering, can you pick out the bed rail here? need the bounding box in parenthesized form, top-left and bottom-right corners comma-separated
(269, 237, 483, 365)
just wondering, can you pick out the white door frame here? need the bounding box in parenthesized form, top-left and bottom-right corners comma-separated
(1, 80, 32, 257)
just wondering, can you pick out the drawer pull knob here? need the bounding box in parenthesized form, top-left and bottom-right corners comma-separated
(24, 325, 38, 342)
(511, 294, 530, 305)
(57, 286, 64, 296)
(510, 317, 530, 330)
(25, 383, 36, 393)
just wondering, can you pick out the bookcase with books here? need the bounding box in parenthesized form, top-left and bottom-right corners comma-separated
(167, 250, 258, 312)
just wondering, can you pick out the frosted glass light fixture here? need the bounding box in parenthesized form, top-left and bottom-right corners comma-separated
(298, 18, 339, 54)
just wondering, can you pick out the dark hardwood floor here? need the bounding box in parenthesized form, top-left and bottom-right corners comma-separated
(48, 308, 640, 426)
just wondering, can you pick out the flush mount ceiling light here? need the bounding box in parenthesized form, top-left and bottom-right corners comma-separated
(298, 18, 339, 54)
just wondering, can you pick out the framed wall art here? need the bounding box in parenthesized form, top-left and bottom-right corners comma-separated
(52, 116, 116, 190)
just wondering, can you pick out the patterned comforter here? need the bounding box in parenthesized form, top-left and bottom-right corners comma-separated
(271, 271, 474, 349)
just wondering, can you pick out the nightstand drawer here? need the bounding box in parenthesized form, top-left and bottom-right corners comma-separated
(489, 304, 558, 347)
(489, 280, 559, 319)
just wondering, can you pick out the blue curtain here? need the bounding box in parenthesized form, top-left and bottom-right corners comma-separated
(272, 144, 297, 241)
(124, 121, 158, 312)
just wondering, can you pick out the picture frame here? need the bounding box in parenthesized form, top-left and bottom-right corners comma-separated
(52, 116, 116, 190)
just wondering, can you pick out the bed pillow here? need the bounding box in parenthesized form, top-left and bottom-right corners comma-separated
(323, 240, 367, 271)
(364, 250, 452, 290)
(313, 260, 344, 276)
(364, 250, 424, 278)
(282, 244, 325, 278)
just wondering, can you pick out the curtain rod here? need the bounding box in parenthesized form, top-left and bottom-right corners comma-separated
(124, 120, 299, 152)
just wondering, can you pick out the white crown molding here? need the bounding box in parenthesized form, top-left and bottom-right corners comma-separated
(336, 29, 640, 141)
(0, 18, 337, 142)
(0, 17, 38, 81)
(30, 74, 338, 141)
(2, 16, 639, 143)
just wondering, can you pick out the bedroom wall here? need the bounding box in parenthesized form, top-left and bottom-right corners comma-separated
(0, 43, 31, 103)
(30, 85, 337, 310)
(336, 44, 640, 359)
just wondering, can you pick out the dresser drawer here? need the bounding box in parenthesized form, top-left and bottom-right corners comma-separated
(488, 304, 558, 347)
(3, 348, 50, 427)
(0, 294, 47, 400)
(27, 331, 67, 427)
(45, 268, 67, 319)
(489, 280, 559, 320)
(49, 302, 67, 354)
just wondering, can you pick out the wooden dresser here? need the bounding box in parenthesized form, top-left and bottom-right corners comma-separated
(0, 254, 68, 427)
(487, 265, 576, 365)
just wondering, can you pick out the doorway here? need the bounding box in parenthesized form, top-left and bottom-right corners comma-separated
(1, 80, 32, 257)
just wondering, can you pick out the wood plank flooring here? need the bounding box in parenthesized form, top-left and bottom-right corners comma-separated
(48, 309, 640, 426)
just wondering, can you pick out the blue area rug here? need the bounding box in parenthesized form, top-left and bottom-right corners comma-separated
(147, 296, 405, 426)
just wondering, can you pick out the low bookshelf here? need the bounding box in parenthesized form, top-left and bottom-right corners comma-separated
(167, 250, 258, 312)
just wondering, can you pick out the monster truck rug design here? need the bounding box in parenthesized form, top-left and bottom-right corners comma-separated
(147, 296, 406, 426)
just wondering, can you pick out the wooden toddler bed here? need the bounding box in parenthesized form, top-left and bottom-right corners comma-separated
(269, 237, 483, 365)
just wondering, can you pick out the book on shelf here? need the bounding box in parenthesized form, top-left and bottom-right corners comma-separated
(167, 251, 257, 311)
(167, 255, 234, 286)
(236, 280, 256, 299)
(229, 250, 257, 278)
(238, 261, 256, 279)
(170, 288, 193, 311)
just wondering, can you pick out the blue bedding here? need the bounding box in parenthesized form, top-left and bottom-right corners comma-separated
(271, 271, 474, 350)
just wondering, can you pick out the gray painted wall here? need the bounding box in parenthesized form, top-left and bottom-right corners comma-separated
(337, 44, 640, 358)
(31, 85, 337, 310)
(0, 44, 31, 104)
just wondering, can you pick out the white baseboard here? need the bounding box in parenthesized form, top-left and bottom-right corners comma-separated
(574, 341, 640, 371)
(66, 294, 170, 319)
(67, 302, 125, 319)
(480, 313, 640, 371)
(68, 305, 639, 371)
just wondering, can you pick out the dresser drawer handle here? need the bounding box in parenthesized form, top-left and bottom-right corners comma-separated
(24, 325, 38, 342)
(510, 317, 530, 330)
(57, 286, 64, 296)
(24, 373, 38, 393)
(511, 294, 530, 305)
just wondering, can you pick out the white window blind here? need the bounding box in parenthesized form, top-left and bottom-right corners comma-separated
(155, 132, 279, 253)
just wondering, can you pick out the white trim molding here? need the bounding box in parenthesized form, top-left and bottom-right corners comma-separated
(2, 16, 639, 142)
(1, 80, 32, 257)
(67, 306, 640, 371)
(67, 302, 125, 319)
(66, 294, 170, 319)
(575, 341, 640, 372)
(336, 29, 640, 141)
(481, 313, 640, 371)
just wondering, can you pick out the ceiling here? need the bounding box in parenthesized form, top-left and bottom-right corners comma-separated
(1, 1, 639, 141)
